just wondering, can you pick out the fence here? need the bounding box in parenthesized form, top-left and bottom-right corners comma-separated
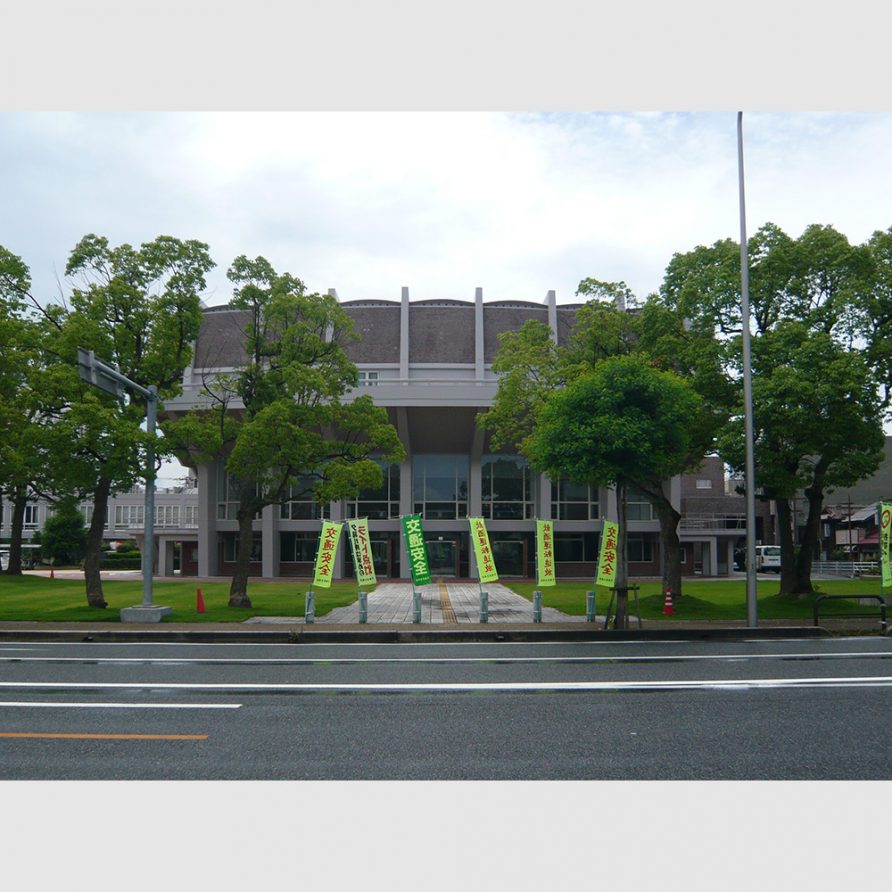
(810, 560, 879, 577)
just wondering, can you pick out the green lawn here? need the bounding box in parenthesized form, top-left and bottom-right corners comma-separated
(0, 573, 888, 623)
(0, 575, 363, 623)
(509, 578, 891, 622)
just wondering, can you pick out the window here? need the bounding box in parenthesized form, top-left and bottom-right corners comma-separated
(184, 505, 198, 528)
(217, 467, 261, 520)
(626, 485, 654, 521)
(357, 370, 379, 387)
(482, 455, 534, 520)
(23, 504, 40, 529)
(280, 532, 319, 562)
(627, 534, 654, 562)
(554, 533, 596, 563)
(695, 479, 713, 490)
(346, 461, 400, 519)
(413, 454, 469, 520)
(115, 505, 144, 528)
(281, 475, 328, 520)
(222, 532, 262, 563)
(551, 478, 599, 520)
(154, 505, 180, 527)
(80, 504, 93, 526)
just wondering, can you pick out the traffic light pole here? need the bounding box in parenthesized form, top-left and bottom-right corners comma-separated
(77, 348, 170, 622)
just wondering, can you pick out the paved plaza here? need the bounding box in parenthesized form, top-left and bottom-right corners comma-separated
(244, 581, 590, 625)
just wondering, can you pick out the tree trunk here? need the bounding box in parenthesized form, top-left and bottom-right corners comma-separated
(651, 490, 683, 599)
(776, 497, 798, 598)
(4, 488, 26, 575)
(793, 478, 825, 597)
(83, 478, 111, 608)
(613, 478, 629, 630)
(228, 488, 255, 608)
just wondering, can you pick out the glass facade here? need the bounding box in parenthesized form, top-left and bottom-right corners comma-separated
(413, 455, 469, 519)
(551, 478, 599, 520)
(281, 475, 328, 520)
(482, 455, 534, 520)
(346, 461, 400, 519)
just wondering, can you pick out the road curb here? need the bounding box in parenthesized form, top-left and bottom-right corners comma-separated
(0, 625, 831, 644)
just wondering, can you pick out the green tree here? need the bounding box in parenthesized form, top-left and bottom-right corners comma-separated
(34, 234, 214, 607)
(38, 498, 88, 566)
(165, 256, 405, 608)
(525, 355, 704, 628)
(660, 222, 884, 596)
(481, 285, 725, 599)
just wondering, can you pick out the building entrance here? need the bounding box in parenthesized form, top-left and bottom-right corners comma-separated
(427, 538, 458, 577)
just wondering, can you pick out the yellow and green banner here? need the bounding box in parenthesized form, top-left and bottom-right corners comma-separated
(469, 517, 499, 583)
(402, 514, 431, 586)
(312, 520, 343, 588)
(347, 518, 376, 588)
(536, 520, 556, 587)
(881, 502, 892, 589)
(596, 520, 619, 589)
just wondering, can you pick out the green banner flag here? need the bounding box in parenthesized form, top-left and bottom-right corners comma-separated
(469, 517, 499, 584)
(881, 502, 892, 589)
(402, 514, 432, 586)
(347, 518, 377, 588)
(312, 521, 343, 589)
(536, 520, 556, 587)
(596, 520, 619, 589)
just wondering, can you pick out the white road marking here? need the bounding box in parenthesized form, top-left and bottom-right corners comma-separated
(0, 677, 891, 692)
(1, 651, 889, 665)
(0, 701, 241, 709)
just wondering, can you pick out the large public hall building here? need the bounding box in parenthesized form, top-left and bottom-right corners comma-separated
(162, 288, 747, 582)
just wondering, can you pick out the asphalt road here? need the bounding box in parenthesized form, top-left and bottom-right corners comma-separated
(1, 637, 890, 779)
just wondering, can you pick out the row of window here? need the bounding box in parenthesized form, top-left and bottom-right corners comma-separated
(221, 531, 656, 564)
(216, 456, 656, 522)
(3, 503, 198, 530)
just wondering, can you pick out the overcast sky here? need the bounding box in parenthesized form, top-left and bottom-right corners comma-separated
(4, 111, 892, 309)
(4, 110, 892, 482)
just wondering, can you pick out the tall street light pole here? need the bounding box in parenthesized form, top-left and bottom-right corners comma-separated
(737, 112, 759, 627)
(77, 348, 171, 623)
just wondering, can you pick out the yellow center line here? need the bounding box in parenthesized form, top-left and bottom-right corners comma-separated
(0, 732, 207, 740)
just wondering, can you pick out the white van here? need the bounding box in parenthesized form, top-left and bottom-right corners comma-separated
(755, 545, 782, 573)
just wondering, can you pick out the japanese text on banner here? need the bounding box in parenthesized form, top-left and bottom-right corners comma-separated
(881, 503, 892, 589)
(469, 517, 499, 584)
(401, 514, 432, 586)
(312, 521, 343, 589)
(536, 520, 556, 587)
(348, 518, 376, 587)
(596, 520, 619, 588)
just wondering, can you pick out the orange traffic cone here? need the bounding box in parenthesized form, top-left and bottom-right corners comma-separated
(662, 585, 674, 615)
(196, 588, 206, 614)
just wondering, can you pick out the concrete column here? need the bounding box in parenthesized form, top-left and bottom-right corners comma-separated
(474, 286, 484, 381)
(400, 286, 410, 382)
(606, 484, 618, 523)
(261, 503, 279, 578)
(197, 463, 218, 577)
(545, 289, 557, 344)
(538, 473, 552, 520)
(469, 424, 484, 517)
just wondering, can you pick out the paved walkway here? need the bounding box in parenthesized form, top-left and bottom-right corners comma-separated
(243, 582, 591, 625)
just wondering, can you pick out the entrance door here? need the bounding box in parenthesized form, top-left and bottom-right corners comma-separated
(492, 540, 525, 577)
(427, 539, 457, 577)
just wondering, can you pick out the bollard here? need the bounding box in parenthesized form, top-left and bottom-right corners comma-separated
(305, 590, 315, 624)
(533, 590, 542, 623)
(586, 590, 596, 622)
(480, 590, 489, 623)
(358, 591, 368, 624)
(413, 589, 422, 624)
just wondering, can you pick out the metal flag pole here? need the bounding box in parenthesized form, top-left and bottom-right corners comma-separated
(737, 112, 759, 628)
